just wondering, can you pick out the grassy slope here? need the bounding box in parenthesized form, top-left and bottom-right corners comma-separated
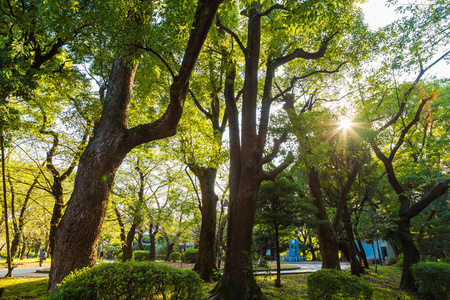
(0, 265, 418, 299)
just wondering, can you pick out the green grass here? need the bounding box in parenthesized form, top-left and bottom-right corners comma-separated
(0, 277, 48, 299)
(254, 265, 419, 300)
(0, 265, 419, 299)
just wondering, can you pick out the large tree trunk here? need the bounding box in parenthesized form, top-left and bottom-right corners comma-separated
(193, 168, 218, 283)
(10, 233, 21, 258)
(343, 206, 364, 275)
(48, 179, 64, 256)
(48, 0, 222, 290)
(307, 168, 340, 269)
(165, 242, 175, 261)
(20, 237, 27, 259)
(216, 172, 263, 299)
(148, 223, 159, 261)
(123, 223, 138, 261)
(397, 217, 420, 291)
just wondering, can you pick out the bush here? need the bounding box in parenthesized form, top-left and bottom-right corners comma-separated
(169, 251, 181, 262)
(133, 250, 149, 261)
(307, 269, 373, 300)
(181, 249, 198, 263)
(116, 252, 123, 261)
(411, 261, 450, 300)
(394, 253, 403, 268)
(48, 261, 206, 300)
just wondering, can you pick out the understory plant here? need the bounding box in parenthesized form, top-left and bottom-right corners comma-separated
(411, 261, 450, 300)
(307, 269, 373, 300)
(48, 261, 205, 299)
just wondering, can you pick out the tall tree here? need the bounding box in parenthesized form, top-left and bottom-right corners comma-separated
(177, 36, 229, 281)
(49, 0, 222, 289)
(212, 1, 365, 298)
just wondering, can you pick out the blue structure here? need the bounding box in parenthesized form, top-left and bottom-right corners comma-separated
(285, 239, 306, 262)
(357, 240, 396, 263)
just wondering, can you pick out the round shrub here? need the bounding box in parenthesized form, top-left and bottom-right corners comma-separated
(169, 251, 181, 262)
(411, 261, 450, 300)
(182, 248, 198, 263)
(48, 261, 206, 300)
(133, 250, 149, 261)
(307, 269, 373, 300)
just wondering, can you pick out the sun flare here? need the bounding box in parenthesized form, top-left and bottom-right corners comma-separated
(339, 118, 352, 130)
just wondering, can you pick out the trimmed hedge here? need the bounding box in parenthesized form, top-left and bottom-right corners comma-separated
(307, 269, 373, 300)
(169, 251, 181, 262)
(48, 261, 205, 300)
(411, 261, 450, 300)
(182, 248, 198, 263)
(133, 250, 149, 261)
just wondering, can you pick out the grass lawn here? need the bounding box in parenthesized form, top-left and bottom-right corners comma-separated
(0, 277, 48, 299)
(0, 264, 419, 299)
(254, 265, 419, 300)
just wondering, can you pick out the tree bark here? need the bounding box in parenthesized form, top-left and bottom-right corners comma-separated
(48, 0, 222, 290)
(274, 223, 281, 288)
(307, 168, 340, 269)
(192, 168, 218, 283)
(148, 223, 159, 261)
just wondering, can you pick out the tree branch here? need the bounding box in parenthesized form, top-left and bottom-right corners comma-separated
(134, 45, 175, 80)
(216, 14, 246, 55)
(260, 152, 294, 181)
(262, 133, 287, 164)
(402, 179, 450, 219)
(189, 89, 212, 119)
(259, 4, 287, 17)
(272, 32, 339, 68)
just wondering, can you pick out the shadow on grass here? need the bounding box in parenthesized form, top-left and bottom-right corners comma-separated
(0, 277, 48, 300)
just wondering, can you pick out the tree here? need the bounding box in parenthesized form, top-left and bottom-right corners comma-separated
(212, 1, 366, 298)
(48, 0, 222, 290)
(255, 175, 313, 287)
(177, 38, 229, 281)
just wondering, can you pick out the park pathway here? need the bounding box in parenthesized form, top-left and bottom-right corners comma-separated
(0, 261, 350, 277)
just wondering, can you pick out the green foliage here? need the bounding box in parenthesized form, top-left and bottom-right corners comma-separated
(169, 251, 181, 262)
(394, 253, 403, 268)
(181, 248, 198, 263)
(133, 250, 149, 261)
(411, 262, 450, 300)
(48, 261, 205, 300)
(116, 252, 123, 261)
(307, 269, 373, 300)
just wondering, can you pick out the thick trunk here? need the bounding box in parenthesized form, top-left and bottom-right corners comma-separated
(397, 217, 420, 291)
(307, 168, 340, 269)
(48, 179, 64, 256)
(148, 223, 158, 261)
(10, 232, 21, 258)
(48, 0, 222, 290)
(165, 242, 174, 261)
(20, 238, 27, 259)
(343, 206, 364, 275)
(123, 223, 138, 261)
(213, 169, 263, 299)
(48, 56, 138, 290)
(193, 168, 218, 283)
